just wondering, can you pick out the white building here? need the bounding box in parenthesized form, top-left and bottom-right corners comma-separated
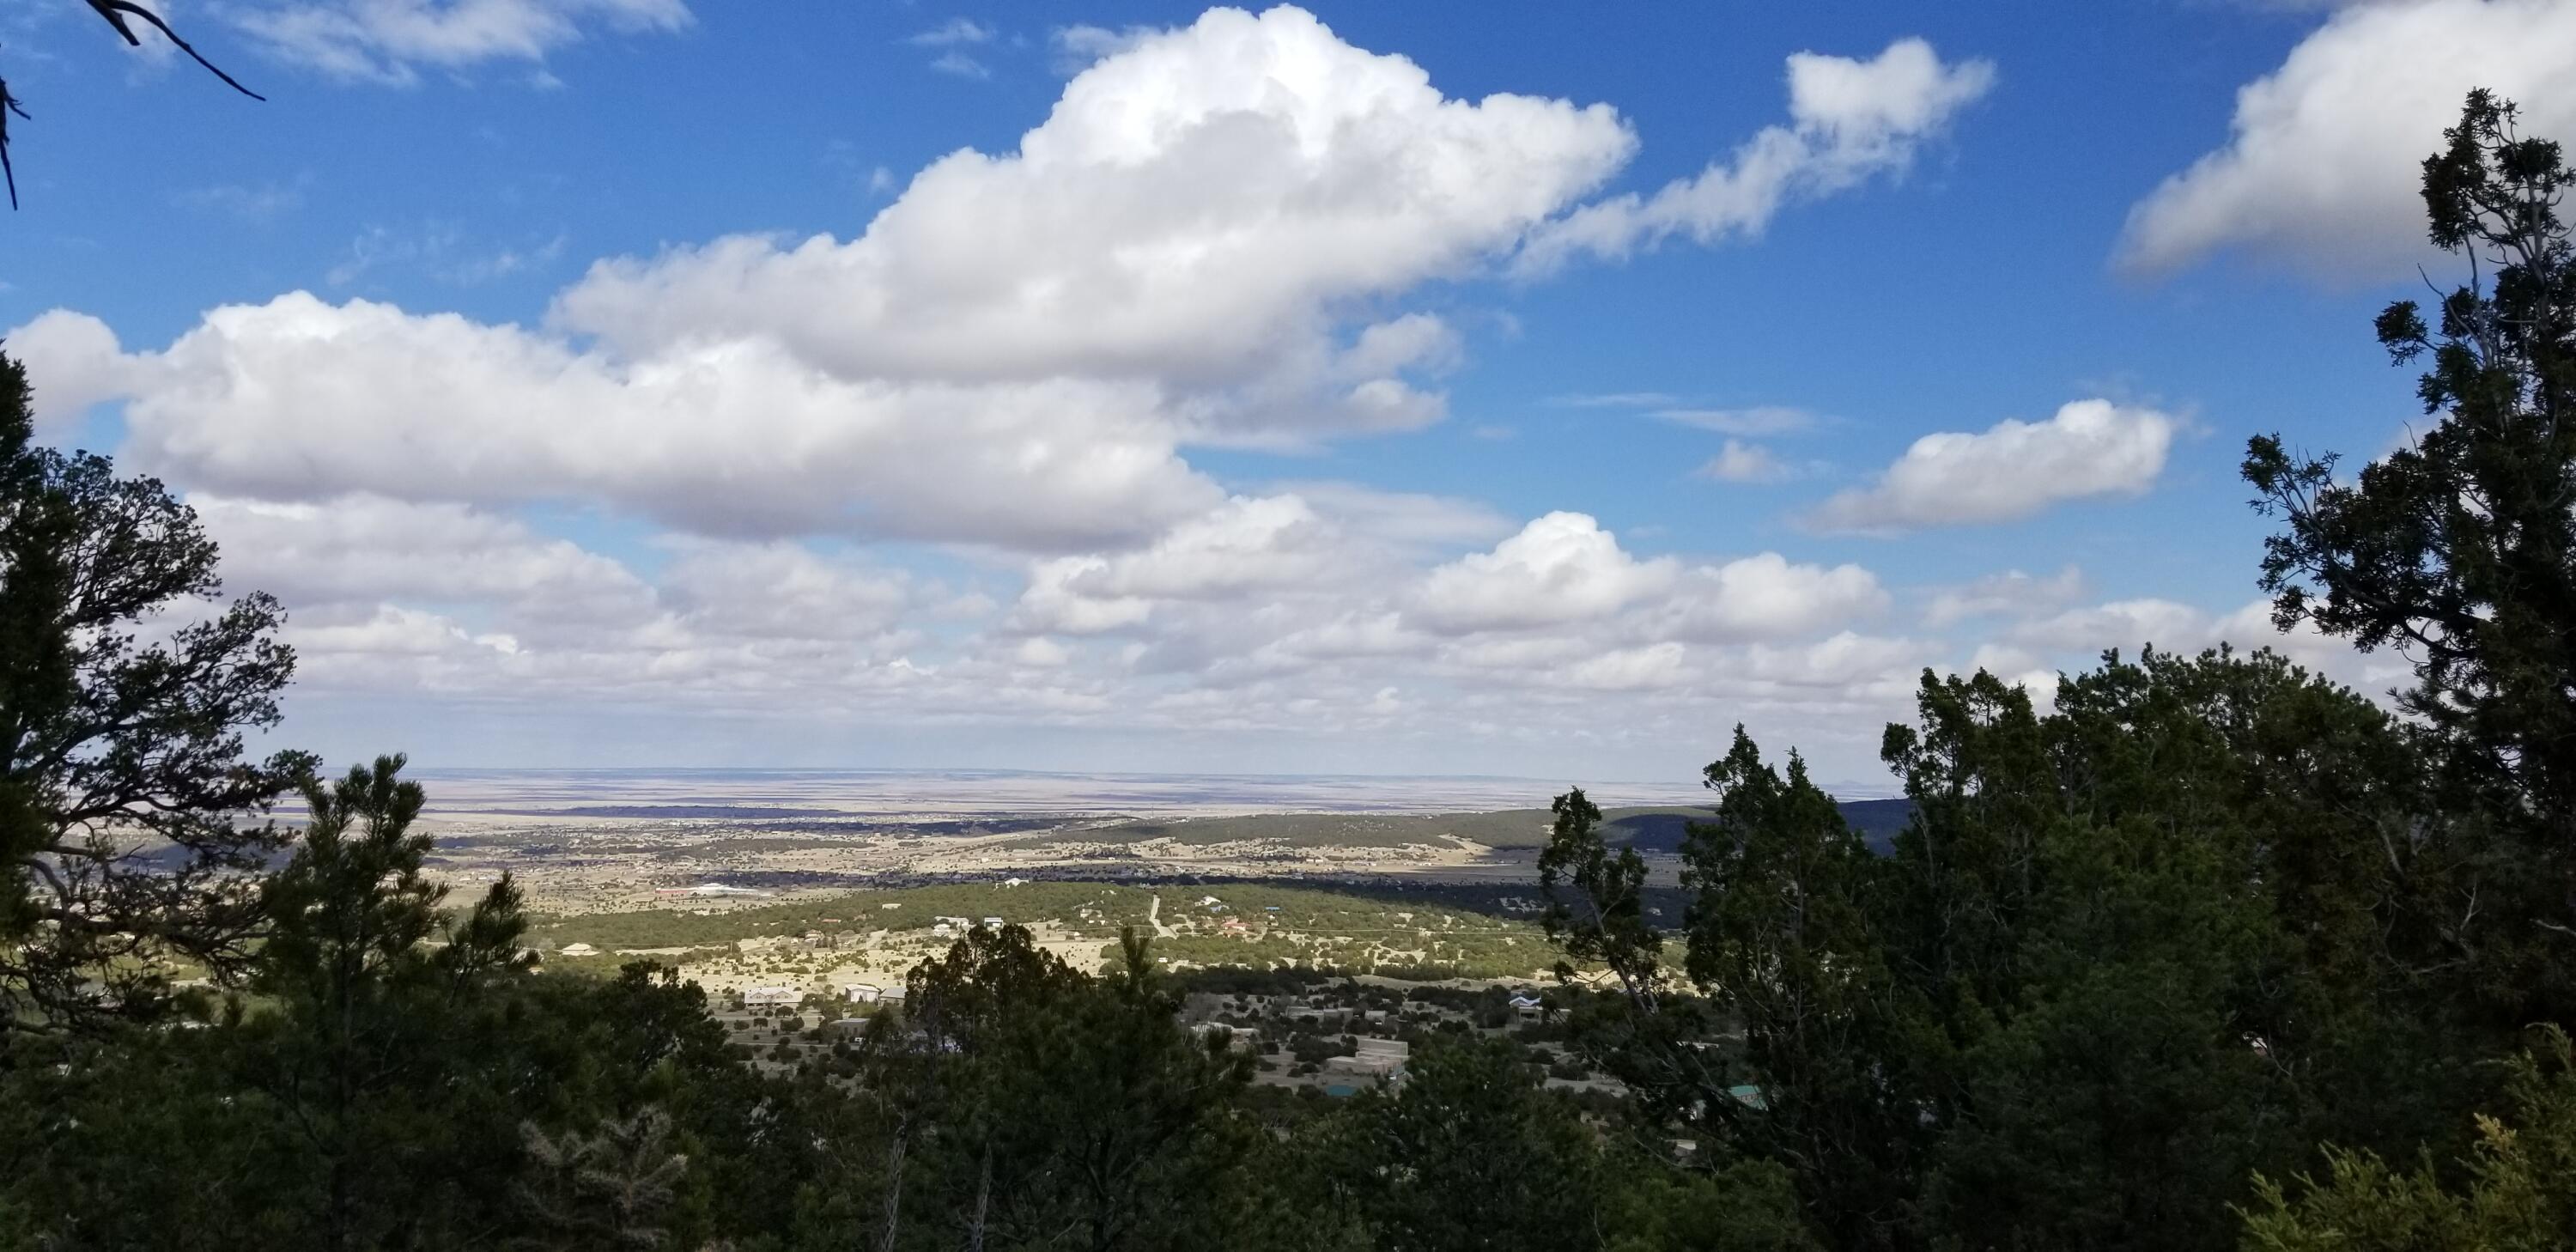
(847, 984, 883, 1004)
(1326, 1038, 1411, 1080)
(743, 987, 801, 1006)
(556, 942, 598, 957)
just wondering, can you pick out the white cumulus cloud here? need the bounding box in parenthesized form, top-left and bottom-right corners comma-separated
(549, 5, 1633, 420)
(1413, 513, 1676, 633)
(2117, 0, 2576, 277)
(1807, 399, 2176, 534)
(1516, 38, 1993, 273)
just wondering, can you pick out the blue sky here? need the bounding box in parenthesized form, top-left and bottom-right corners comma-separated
(5, 0, 2560, 788)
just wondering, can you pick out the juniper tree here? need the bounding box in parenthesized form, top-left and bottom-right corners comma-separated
(0, 350, 310, 1031)
(2245, 89, 2576, 1024)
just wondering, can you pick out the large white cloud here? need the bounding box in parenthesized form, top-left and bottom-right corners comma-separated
(550, 4, 1634, 418)
(98, 293, 1220, 549)
(1516, 38, 1993, 273)
(1807, 399, 2177, 534)
(228, 0, 693, 83)
(2117, 0, 2576, 277)
(18, 8, 1991, 552)
(2, 7, 2023, 780)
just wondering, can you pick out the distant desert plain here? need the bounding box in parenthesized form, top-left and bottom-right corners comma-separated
(393, 769, 1909, 995)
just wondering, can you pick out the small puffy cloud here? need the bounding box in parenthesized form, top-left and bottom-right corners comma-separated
(1651, 553, 1888, 642)
(228, 0, 693, 84)
(1697, 439, 1791, 483)
(1413, 512, 1675, 633)
(3, 310, 128, 437)
(2117, 0, 2576, 277)
(1516, 38, 1993, 273)
(1807, 399, 2176, 534)
(1412, 513, 1882, 641)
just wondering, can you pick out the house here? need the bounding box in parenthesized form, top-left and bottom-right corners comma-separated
(743, 988, 801, 1007)
(1510, 994, 1545, 1016)
(1325, 1037, 1410, 1080)
(1001, 878, 1026, 888)
(556, 942, 598, 957)
(847, 984, 883, 1004)
(931, 922, 955, 939)
(981, 916, 1005, 929)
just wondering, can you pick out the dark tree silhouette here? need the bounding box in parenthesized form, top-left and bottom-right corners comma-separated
(2245, 89, 2576, 1025)
(0, 350, 310, 1031)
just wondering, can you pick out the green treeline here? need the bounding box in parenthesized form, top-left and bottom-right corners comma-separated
(3, 93, 2575, 1250)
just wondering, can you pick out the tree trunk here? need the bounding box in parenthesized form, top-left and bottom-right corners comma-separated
(876, 1117, 910, 1252)
(966, 1140, 993, 1252)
